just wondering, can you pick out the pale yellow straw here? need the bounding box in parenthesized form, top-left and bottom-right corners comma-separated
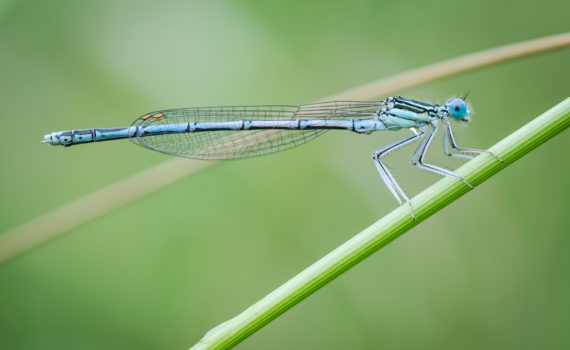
(1, 32, 569, 264)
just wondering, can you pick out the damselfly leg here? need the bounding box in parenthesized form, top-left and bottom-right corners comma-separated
(372, 132, 424, 219)
(411, 121, 474, 189)
(442, 117, 503, 162)
(442, 128, 473, 160)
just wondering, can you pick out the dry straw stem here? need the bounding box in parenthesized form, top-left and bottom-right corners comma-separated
(191, 99, 570, 350)
(0, 32, 569, 264)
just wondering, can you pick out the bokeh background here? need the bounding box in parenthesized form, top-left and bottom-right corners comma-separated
(1, 0, 569, 349)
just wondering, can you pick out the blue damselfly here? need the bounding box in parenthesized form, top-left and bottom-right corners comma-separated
(42, 96, 502, 218)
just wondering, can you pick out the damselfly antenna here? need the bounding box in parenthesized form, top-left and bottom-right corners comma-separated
(460, 89, 471, 101)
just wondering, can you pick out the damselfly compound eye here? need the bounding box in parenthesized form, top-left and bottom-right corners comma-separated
(446, 98, 468, 121)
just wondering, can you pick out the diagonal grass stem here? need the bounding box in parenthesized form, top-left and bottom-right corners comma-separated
(190, 98, 570, 349)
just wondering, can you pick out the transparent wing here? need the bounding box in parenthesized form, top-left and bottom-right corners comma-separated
(130, 101, 381, 160)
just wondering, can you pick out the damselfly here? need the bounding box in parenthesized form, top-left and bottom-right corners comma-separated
(42, 96, 502, 218)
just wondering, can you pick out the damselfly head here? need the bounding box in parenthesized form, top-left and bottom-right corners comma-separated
(445, 98, 470, 122)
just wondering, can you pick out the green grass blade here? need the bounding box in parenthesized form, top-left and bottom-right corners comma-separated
(190, 97, 570, 349)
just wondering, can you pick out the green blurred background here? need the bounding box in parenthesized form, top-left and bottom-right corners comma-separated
(0, 0, 569, 349)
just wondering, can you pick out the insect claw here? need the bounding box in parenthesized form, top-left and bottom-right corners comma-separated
(408, 202, 416, 220)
